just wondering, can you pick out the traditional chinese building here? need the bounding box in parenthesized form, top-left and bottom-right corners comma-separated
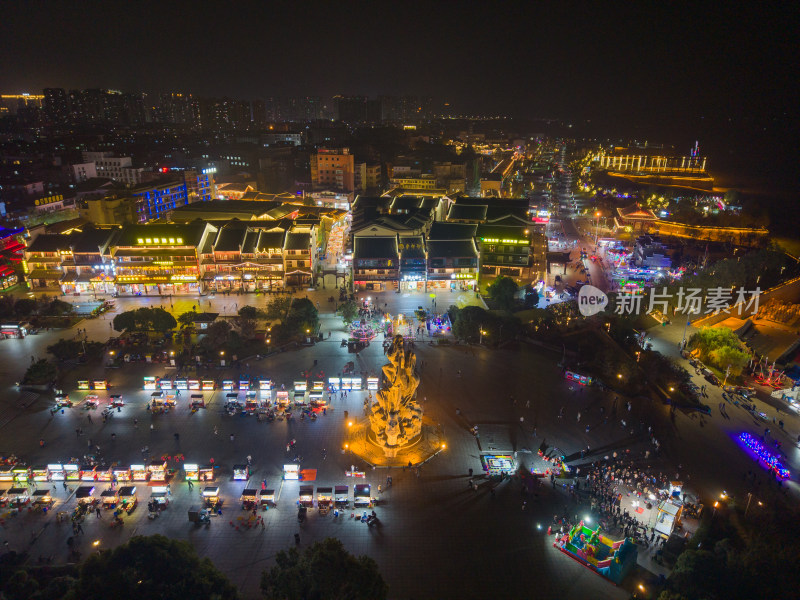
(614, 204, 659, 233)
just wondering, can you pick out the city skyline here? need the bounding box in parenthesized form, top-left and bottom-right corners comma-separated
(2, 3, 796, 126)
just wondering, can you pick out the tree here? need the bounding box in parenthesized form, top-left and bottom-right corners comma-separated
(451, 305, 490, 341)
(264, 297, 292, 321)
(149, 308, 177, 333)
(487, 276, 519, 312)
(113, 308, 175, 333)
(337, 300, 358, 325)
(41, 299, 74, 317)
(261, 538, 386, 600)
(523, 286, 540, 309)
(285, 298, 319, 336)
(688, 326, 749, 375)
(64, 535, 237, 600)
(177, 311, 197, 329)
(47, 339, 104, 361)
(200, 320, 232, 351)
(23, 359, 57, 384)
(237, 305, 260, 337)
(113, 310, 138, 333)
(13, 298, 37, 317)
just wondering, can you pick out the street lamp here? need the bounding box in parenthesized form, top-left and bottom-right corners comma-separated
(745, 492, 762, 517)
(594, 211, 601, 244)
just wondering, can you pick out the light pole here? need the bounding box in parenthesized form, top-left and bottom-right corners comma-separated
(744, 492, 762, 517)
(594, 211, 600, 245)
(681, 316, 691, 350)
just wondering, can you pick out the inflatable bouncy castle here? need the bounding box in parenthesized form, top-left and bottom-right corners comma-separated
(553, 520, 637, 585)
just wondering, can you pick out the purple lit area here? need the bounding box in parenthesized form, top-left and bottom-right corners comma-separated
(738, 432, 790, 480)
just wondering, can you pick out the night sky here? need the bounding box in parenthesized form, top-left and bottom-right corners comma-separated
(1, 1, 798, 175)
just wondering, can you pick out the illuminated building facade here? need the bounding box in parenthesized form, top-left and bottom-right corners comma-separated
(310, 148, 355, 193)
(111, 223, 213, 295)
(475, 221, 533, 282)
(130, 179, 189, 222)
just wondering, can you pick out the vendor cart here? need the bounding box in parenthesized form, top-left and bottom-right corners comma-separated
(202, 486, 221, 508)
(190, 394, 205, 409)
(80, 464, 97, 482)
(276, 390, 290, 407)
(298, 485, 314, 508)
(334, 485, 349, 508)
(12, 466, 29, 485)
(55, 394, 72, 408)
(101, 489, 119, 508)
(147, 460, 168, 483)
(240, 488, 258, 510)
(150, 391, 165, 410)
(260, 488, 275, 509)
(199, 465, 215, 483)
(232, 464, 250, 481)
(184, 463, 199, 481)
(32, 489, 53, 508)
(188, 379, 201, 391)
(47, 464, 65, 481)
(30, 465, 48, 482)
(245, 392, 258, 412)
(8, 487, 29, 507)
(96, 466, 113, 482)
(130, 464, 148, 482)
(354, 484, 371, 507)
(113, 467, 131, 482)
(64, 464, 80, 481)
(150, 486, 170, 510)
(317, 486, 332, 513)
(188, 506, 211, 524)
(84, 395, 100, 409)
(119, 486, 137, 513)
(109, 394, 124, 407)
(75, 485, 96, 506)
(0, 465, 13, 483)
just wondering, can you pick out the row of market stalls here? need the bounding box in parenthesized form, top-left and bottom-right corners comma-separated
(237, 484, 371, 511)
(142, 376, 377, 394)
(1, 461, 172, 484)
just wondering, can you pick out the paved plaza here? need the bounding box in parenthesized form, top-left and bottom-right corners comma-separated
(0, 288, 797, 598)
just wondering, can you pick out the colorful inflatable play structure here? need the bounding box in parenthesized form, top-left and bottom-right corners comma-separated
(553, 520, 637, 585)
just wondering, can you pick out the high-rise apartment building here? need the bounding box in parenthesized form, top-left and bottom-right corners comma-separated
(310, 148, 355, 193)
(43, 88, 69, 124)
(81, 152, 144, 185)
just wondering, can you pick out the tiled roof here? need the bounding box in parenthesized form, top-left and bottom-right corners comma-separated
(399, 236, 426, 259)
(284, 232, 311, 251)
(427, 239, 477, 258)
(447, 204, 487, 221)
(26, 234, 72, 253)
(428, 222, 478, 240)
(354, 236, 398, 259)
